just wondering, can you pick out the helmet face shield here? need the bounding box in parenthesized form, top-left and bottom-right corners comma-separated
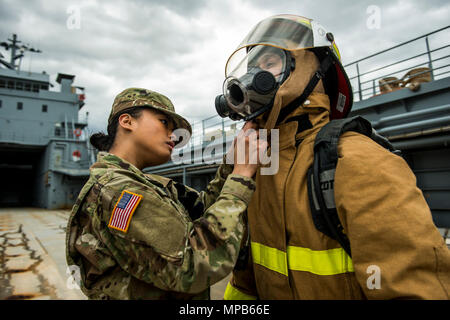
(238, 15, 314, 50)
(234, 14, 339, 61)
(223, 45, 288, 119)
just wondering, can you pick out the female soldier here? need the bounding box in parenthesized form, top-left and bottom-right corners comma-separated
(66, 88, 265, 300)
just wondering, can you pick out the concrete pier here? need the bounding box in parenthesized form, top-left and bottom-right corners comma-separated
(0, 208, 229, 300)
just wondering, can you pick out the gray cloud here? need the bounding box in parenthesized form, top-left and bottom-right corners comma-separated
(1, 0, 449, 134)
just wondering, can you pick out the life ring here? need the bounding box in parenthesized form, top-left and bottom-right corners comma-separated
(73, 128, 82, 137)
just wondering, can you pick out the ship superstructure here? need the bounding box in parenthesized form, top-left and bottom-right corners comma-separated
(0, 34, 91, 209)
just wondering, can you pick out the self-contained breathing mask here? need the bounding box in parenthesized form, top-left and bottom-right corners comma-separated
(215, 14, 353, 126)
(215, 45, 295, 121)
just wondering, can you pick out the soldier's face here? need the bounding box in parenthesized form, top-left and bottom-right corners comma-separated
(133, 109, 176, 166)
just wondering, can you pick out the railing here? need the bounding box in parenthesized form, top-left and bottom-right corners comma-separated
(0, 130, 49, 145)
(55, 159, 91, 169)
(175, 114, 243, 155)
(0, 114, 88, 144)
(187, 114, 243, 148)
(147, 115, 241, 173)
(0, 130, 88, 144)
(51, 130, 87, 141)
(344, 25, 450, 101)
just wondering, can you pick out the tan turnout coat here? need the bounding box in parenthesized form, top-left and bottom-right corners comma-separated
(225, 92, 450, 299)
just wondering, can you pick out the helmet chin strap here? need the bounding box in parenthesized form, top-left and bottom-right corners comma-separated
(276, 53, 334, 126)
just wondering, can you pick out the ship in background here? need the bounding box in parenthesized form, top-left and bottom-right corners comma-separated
(0, 34, 91, 209)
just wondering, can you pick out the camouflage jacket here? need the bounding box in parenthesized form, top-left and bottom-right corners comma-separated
(65, 152, 255, 300)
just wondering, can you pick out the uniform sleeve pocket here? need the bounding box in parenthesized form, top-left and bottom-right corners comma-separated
(101, 182, 188, 259)
(108, 192, 187, 260)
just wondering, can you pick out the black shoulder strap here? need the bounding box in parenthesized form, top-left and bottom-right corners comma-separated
(307, 116, 399, 257)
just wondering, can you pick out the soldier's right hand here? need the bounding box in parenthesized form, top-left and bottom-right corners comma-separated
(231, 121, 268, 178)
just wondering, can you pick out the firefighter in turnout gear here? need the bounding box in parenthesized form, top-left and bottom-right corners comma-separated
(217, 15, 450, 299)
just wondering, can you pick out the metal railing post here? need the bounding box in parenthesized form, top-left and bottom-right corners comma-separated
(425, 36, 434, 80)
(372, 79, 376, 96)
(202, 119, 205, 145)
(221, 118, 225, 144)
(356, 63, 362, 101)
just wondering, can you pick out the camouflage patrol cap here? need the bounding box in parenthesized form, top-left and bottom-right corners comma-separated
(109, 88, 192, 147)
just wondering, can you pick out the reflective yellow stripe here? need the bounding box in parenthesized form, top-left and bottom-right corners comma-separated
(295, 17, 311, 26)
(332, 42, 341, 61)
(223, 282, 257, 300)
(251, 242, 288, 276)
(287, 246, 354, 275)
(251, 242, 354, 276)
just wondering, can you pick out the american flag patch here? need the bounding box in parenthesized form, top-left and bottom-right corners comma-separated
(108, 190, 143, 233)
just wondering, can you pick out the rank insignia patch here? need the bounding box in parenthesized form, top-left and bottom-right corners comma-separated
(108, 190, 143, 232)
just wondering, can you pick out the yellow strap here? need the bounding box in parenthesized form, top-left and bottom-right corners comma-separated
(251, 241, 354, 276)
(223, 282, 257, 300)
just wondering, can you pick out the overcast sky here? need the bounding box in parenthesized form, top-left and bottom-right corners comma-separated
(1, 0, 449, 135)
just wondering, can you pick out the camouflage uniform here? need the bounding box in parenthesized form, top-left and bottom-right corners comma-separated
(66, 87, 256, 299)
(66, 152, 255, 300)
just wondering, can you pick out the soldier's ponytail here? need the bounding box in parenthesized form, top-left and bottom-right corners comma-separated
(90, 107, 146, 152)
(90, 132, 115, 152)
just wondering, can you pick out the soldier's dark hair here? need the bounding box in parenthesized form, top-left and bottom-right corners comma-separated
(90, 107, 146, 151)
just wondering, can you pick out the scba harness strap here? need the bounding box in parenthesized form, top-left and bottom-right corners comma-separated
(307, 116, 401, 257)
